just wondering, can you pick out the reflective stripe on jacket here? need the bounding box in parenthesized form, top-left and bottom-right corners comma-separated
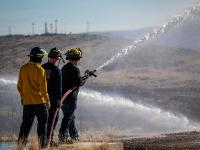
(17, 61, 49, 105)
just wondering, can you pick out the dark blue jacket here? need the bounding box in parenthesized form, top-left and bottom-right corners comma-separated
(61, 62, 84, 107)
(42, 62, 62, 106)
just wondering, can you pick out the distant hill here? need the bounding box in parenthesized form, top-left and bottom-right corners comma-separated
(91, 27, 153, 40)
(0, 34, 131, 75)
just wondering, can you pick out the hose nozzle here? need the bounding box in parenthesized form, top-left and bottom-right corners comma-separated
(84, 69, 97, 79)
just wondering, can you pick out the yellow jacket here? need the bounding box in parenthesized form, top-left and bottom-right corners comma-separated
(17, 61, 49, 105)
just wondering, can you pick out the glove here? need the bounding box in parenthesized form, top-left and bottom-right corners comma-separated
(47, 101, 51, 109)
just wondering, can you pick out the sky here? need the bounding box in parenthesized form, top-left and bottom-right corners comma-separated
(0, 0, 199, 35)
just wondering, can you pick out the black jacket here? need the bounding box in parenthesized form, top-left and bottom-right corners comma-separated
(42, 62, 62, 106)
(62, 62, 84, 106)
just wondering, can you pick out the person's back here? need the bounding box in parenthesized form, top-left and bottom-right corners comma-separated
(61, 61, 81, 106)
(42, 62, 62, 105)
(18, 61, 48, 104)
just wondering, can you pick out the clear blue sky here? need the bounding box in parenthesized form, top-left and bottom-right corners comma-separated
(0, 0, 199, 35)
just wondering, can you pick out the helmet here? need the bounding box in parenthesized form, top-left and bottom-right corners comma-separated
(65, 48, 82, 60)
(48, 47, 62, 58)
(28, 47, 47, 58)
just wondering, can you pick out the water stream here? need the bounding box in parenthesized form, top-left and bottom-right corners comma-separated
(77, 89, 199, 135)
(96, 4, 200, 70)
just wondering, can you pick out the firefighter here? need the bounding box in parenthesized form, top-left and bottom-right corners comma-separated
(42, 47, 62, 146)
(58, 48, 86, 143)
(17, 47, 50, 149)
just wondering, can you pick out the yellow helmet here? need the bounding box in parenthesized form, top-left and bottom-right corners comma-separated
(65, 48, 82, 60)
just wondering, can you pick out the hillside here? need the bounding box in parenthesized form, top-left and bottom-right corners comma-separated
(0, 34, 131, 75)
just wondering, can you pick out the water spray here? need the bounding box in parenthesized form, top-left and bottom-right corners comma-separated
(94, 3, 200, 71)
(0, 78, 17, 85)
(79, 89, 199, 134)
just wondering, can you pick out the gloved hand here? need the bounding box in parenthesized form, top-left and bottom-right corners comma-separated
(80, 77, 86, 86)
(47, 101, 51, 109)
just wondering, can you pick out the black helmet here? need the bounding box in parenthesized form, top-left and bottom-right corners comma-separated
(65, 48, 82, 60)
(48, 47, 62, 58)
(28, 47, 47, 58)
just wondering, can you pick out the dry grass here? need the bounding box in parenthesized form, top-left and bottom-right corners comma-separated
(16, 142, 25, 150)
(0, 135, 17, 142)
(29, 134, 39, 150)
(70, 128, 122, 150)
(16, 134, 39, 150)
(80, 127, 121, 142)
(1, 129, 122, 150)
(14, 129, 122, 150)
(71, 143, 108, 150)
(59, 141, 111, 150)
